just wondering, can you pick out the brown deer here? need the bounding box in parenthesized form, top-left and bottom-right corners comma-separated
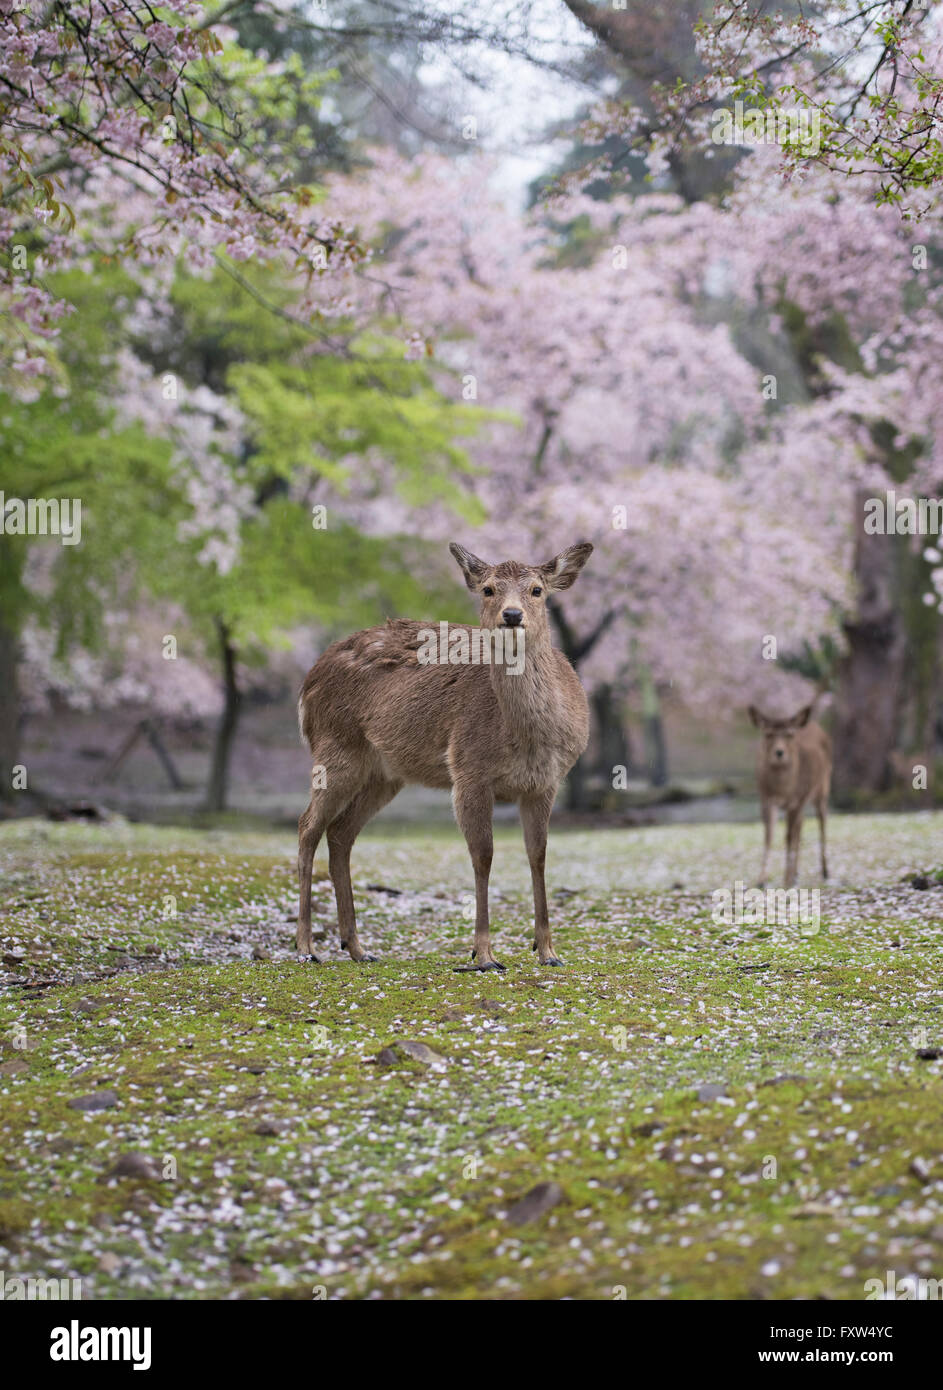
(296, 541, 593, 969)
(749, 703, 832, 888)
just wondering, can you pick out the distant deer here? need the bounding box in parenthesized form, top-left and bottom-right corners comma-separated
(296, 541, 594, 969)
(749, 703, 832, 888)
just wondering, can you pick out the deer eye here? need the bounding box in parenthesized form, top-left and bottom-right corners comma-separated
(531, 586, 543, 597)
(482, 586, 494, 597)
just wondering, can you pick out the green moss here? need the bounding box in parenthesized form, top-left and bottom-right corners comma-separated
(0, 815, 942, 1299)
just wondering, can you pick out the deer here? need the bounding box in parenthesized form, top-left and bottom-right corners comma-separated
(296, 540, 594, 970)
(749, 703, 832, 888)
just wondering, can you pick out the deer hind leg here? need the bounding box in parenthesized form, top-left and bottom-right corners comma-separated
(816, 795, 829, 880)
(759, 800, 776, 888)
(520, 789, 561, 965)
(326, 773, 402, 963)
(297, 745, 364, 957)
(452, 781, 503, 971)
(784, 805, 803, 888)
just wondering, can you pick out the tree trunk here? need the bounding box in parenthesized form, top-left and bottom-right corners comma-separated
(592, 682, 632, 780)
(832, 489, 906, 800)
(566, 753, 587, 812)
(203, 620, 242, 813)
(640, 668, 669, 787)
(548, 601, 617, 812)
(646, 710, 669, 788)
(922, 619, 941, 802)
(0, 542, 23, 810)
(0, 607, 20, 809)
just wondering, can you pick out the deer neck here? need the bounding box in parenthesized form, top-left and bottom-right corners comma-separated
(489, 630, 563, 741)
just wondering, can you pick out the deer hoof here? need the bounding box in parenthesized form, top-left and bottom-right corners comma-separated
(453, 960, 506, 973)
(342, 942, 377, 962)
(300, 952, 322, 964)
(541, 957, 564, 967)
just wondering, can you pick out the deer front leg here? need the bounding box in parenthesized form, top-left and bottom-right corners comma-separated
(520, 789, 561, 965)
(759, 799, 775, 888)
(453, 782, 503, 971)
(784, 805, 803, 888)
(815, 796, 829, 880)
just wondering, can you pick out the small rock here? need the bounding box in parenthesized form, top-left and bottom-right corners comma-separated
(911, 1157, 932, 1182)
(103, 1152, 159, 1181)
(761, 1074, 809, 1087)
(98, 1252, 123, 1274)
(242, 1063, 267, 1075)
(0, 1058, 28, 1076)
(47, 800, 111, 823)
(633, 1121, 663, 1138)
(2, 952, 24, 967)
(252, 946, 271, 961)
(47, 1137, 77, 1154)
(911, 874, 931, 890)
(916, 1047, 941, 1061)
(696, 1083, 728, 1102)
(506, 1181, 566, 1226)
(144, 944, 161, 956)
(68, 1089, 119, 1113)
(439, 1008, 464, 1022)
(397, 1040, 447, 1066)
(374, 1048, 399, 1067)
(74, 998, 100, 1015)
(253, 1119, 288, 1137)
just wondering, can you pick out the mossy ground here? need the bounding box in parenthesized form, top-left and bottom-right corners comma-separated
(1, 812, 942, 1300)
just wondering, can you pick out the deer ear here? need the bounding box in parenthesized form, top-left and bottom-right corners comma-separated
(449, 542, 491, 590)
(540, 541, 593, 591)
(748, 705, 765, 729)
(793, 704, 813, 728)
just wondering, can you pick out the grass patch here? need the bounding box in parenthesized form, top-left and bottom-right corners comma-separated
(1, 813, 942, 1299)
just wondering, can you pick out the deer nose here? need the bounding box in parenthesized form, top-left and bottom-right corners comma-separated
(502, 608, 523, 626)
(774, 748, 785, 759)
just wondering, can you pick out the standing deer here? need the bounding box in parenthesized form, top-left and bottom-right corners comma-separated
(749, 703, 832, 888)
(296, 541, 593, 969)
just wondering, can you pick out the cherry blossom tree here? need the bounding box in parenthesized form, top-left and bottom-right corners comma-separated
(314, 138, 943, 795)
(0, 0, 361, 378)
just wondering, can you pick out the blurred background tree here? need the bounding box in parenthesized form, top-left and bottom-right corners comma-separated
(3, 0, 942, 820)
